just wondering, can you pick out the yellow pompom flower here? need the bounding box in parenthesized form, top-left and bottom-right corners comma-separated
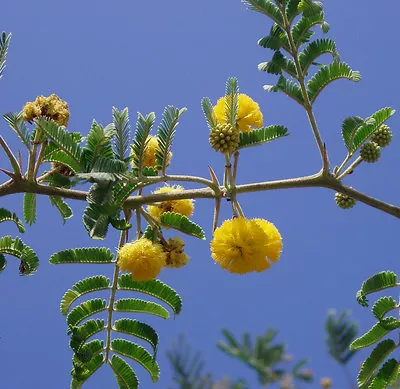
(147, 185, 194, 221)
(132, 135, 172, 171)
(163, 237, 189, 268)
(22, 94, 70, 126)
(213, 94, 263, 133)
(320, 377, 333, 389)
(210, 217, 282, 274)
(117, 238, 166, 281)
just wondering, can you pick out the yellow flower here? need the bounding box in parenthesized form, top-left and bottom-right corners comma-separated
(320, 377, 332, 389)
(210, 217, 282, 274)
(147, 185, 194, 221)
(117, 238, 166, 281)
(213, 94, 263, 133)
(163, 237, 189, 268)
(22, 94, 70, 126)
(132, 135, 172, 171)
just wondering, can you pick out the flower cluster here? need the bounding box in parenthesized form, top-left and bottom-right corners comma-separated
(22, 94, 70, 126)
(163, 237, 189, 268)
(132, 135, 172, 171)
(147, 185, 194, 221)
(210, 217, 282, 274)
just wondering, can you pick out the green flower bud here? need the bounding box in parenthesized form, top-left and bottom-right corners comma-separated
(371, 124, 392, 147)
(335, 192, 356, 209)
(209, 123, 240, 153)
(360, 142, 381, 163)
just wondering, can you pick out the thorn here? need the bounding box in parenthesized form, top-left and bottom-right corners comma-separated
(0, 168, 18, 179)
(208, 166, 220, 186)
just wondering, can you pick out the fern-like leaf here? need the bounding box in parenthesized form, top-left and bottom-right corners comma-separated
(49, 247, 114, 265)
(350, 321, 395, 350)
(113, 319, 158, 356)
(60, 275, 111, 315)
(110, 355, 139, 389)
(111, 339, 160, 382)
(307, 62, 361, 103)
(292, 13, 324, 48)
(114, 298, 169, 319)
(0, 208, 25, 232)
(131, 112, 155, 173)
(71, 353, 104, 386)
(368, 359, 399, 389)
(298, 0, 323, 17)
(258, 24, 290, 53)
(155, 106, 186, 174)
(224, 77, 239, 127)
(239, 125, 288, 149)
(112, 107, 131, 161)
(0, 235, 39, 275)
(69, 319, 105, 353)
(358, 339, 397, 387)
(341, 116, 365, 151)
(23, 193, 36, 225)
(67, 299, 107, 327)
(3, 112, 31, 150)
(49, 196, 73, 223)
(0, 32, 11, 79)
(160, 212, 205, 240)
(372, 297, 398, 321)
(286, 0, 302, 22)
(117, 274, 182, 315)
(352, 107, 396, 152)
(258, 51, 297, 78)
(356, 271, 399, 307)
(299, 38, 339, 73)
(264, 75, 304, 105)
(242, 0, 283, 25)
(201, 97, 218, 130)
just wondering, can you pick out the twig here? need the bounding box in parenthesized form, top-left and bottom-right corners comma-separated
(0, 136, 21, 177)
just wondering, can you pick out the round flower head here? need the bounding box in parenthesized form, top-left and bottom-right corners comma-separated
(117, 238, 166, 281)
(132, 135, 172, 171)
(22, 94, 70, 126)
(213, 94, 263, 133)
(163, 237, 189, 268)
(147, 185, 194, 221)
(210, 217, 282, 274)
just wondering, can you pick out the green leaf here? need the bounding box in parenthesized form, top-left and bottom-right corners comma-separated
(286, 0, 302, 22)
(299, 39, 339, 73)
(114, 298, 169, 319)
(131, 111, 155, 174)
(160, 212, 205, 240)
(258, 24, 290, 52)
(292, 13, 324, 48)
(82, 204, 111, 240)
(325, 310, 358, 364)
(238, 125, 288, 149)
(3, 112, 31, 150)
(50, 247, 114, 265)
(23, 193, 36, 225)
(110, 217, 131, 231)
(73, 339, 104, 364)
(307, 62, 361, 104)
(81, 121, 115, 170)
(358, 339, 397, 386)
(110, 355, 139, 389)
(372, 297, 398, 321)
(118, 274, 182, 315)
(264, 76, 304, 105)
(49, 196, 73, 223)
(91, 156, 127, 174)
(352, 108, 396, 152)
(0, 235, 39, 275)
(242, 0, 283, 26)
(368, 359, 399, 389)
(113, 107, 131, 161)
(298, 0, 323, 17)
(43, 150, 83, 174)
(71, 353, 104, 385)
(113, 183, 137, 205)
(69, 319, 105, 353)
(0, 255, 6, 273)
(201, 97, 218, 130)
(111, 339, 160, 382)
(350, 321, 394, 350)
(155, 106, 186, 174)
(258, 51, 297, 78)
(356, 271, 398, 307)
(224, 77, 239, 127)
(341, 116, 365, 151)
(37, 118, 84, 172)
(0, 207, 25, 232)
(0, 32, 11, 79)
(61, 275, 111, 315)
(67, 299, 107, 327)
(43, 171, 71, 188)
(113, 319, 158, 356)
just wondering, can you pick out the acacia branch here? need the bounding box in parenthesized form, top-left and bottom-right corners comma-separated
(1, 171, 399, 218)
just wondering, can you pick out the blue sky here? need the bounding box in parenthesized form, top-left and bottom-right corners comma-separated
(1, 1, 399, 388)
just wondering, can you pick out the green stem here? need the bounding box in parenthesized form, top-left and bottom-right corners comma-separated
(335, 153, 352, 177)
(105, 229, 127, 363)
(337, 157, 362, 180)
(32, 140, 48, 179)
(280, 3, 329, 173)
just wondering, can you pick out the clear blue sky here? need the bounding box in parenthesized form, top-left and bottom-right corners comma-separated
(1, 1, 399, 388)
